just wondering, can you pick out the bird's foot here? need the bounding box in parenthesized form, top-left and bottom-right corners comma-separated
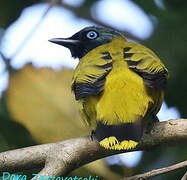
(120, 140, 138, 150)
(99, 136, 138, 150)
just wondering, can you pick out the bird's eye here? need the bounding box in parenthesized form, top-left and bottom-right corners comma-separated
(86, 31, 98, 40)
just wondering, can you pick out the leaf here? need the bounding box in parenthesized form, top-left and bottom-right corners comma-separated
(0, 114, 35, 151)
(132, 0, 159, 15)
(6, 64, 88, 143)
(0, 0, 40, 28)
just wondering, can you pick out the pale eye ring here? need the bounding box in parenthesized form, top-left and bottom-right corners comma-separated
(86, 31, 98, 39)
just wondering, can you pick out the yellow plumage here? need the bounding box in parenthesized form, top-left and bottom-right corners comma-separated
(50, 26, 169, 150)
(72, 36, 167, 150)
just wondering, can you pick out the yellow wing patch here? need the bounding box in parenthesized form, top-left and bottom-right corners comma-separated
(122, 42, 169, 88)
(72, 50, 113, 100)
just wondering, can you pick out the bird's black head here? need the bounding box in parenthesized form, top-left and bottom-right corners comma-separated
(49, 26, 120, 59)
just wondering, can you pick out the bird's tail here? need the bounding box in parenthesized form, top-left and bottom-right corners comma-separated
(93, 121, 143, 150)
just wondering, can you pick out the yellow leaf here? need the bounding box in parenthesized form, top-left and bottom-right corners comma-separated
(7, 64, 88, 143)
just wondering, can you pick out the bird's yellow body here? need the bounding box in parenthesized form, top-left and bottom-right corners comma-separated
(72, 36, 167, 150)
(50, 26, 168, 150)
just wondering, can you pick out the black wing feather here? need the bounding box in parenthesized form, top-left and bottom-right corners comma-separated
(72, 73, 108, 100)
(132, 68, 168, 88)
(123, 46, 168, 89)
(72, 51, 113, 100)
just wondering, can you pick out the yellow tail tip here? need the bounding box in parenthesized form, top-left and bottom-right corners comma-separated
(99, 137, 138, 150)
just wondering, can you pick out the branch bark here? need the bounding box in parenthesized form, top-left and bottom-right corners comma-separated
(181, 171, 187, 180)
(0, 119, 186, 179)
(121, 160, 187, 180)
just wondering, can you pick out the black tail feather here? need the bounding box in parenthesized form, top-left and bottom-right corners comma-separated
(94, 121, 143, 142)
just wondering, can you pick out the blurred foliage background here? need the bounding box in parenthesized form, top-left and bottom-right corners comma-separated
(0, 0, 186, 179)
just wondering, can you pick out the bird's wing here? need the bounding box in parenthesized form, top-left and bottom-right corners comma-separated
(72, 51, 113, 100)
(123, 44, 169, 88)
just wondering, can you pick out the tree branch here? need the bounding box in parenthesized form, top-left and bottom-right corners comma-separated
(0, 119, 186, 179)
(181, 171, 187, 180)
(0, 51, 11, 72)
(121, 160, 187, 180)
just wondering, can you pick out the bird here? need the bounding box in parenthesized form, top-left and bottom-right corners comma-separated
(49, 26, 169, 150)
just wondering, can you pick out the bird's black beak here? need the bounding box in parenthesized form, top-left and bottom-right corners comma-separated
(49, 37, 84, 59)
(49, 38, 80, 49)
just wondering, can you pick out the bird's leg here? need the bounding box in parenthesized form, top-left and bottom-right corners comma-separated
(145, 115, 159, 134)
(90, 130, 96, 141)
